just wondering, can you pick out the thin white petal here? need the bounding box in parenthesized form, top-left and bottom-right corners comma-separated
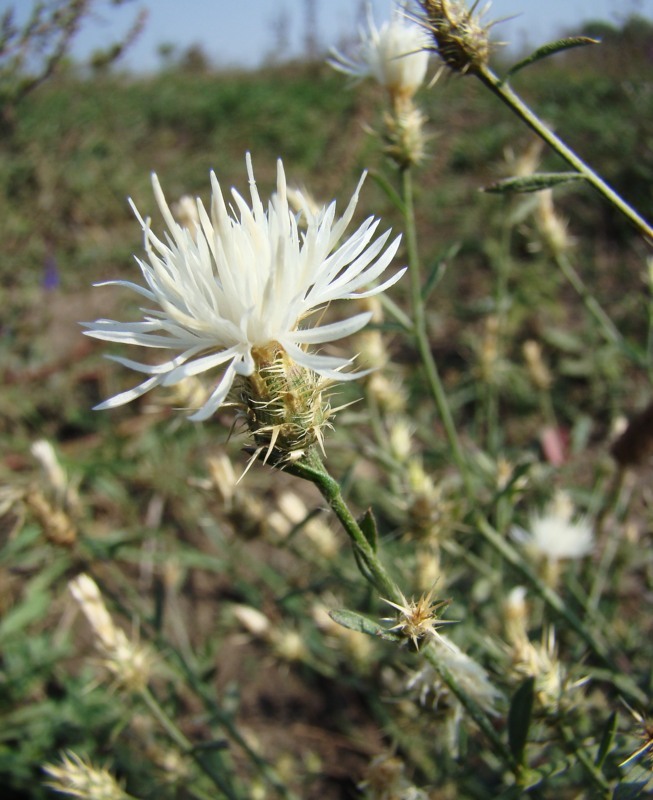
(291, 312, 372, 344)
(93, 376, 160, 410)
(188, 362, 238, 421)
(161, 346, 243, 385)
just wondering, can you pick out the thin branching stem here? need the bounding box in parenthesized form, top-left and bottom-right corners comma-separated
(287, 449, 516, 768)
(400, 160, 645, 705)
(553, 250, 646, 367)
(139, 686, 242, 800)
(559, 723, 611, 796)
(474, 64, 653, 242)
(401, 165, 476, 496)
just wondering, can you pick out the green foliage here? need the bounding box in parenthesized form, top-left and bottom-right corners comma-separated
(508, 677, 535, 766)
(504, 36, 600, 81)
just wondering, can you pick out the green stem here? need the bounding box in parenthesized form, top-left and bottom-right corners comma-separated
(474, 64, 653, 242)
(486, 207, 513, 456)
(286, 449, 402, 603)
(139, 686, 241, 800)
(588, 469, 629, 613)
(559, 723, 611, 796)
(286, 450, 514, 767)
(554, 251, 623, 348)
(422, 641, 515, 767)
(554, 250, 645, 367)
(401, 166, 475, 496)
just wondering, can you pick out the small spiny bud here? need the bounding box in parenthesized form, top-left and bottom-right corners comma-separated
(418, 0, 492, 74)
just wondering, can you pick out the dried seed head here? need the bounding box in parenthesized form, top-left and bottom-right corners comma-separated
(29, 439, 78, 546)
(27, 489, 77, 547)
(43, 751, 132, 800)
(232, 604, 272, 638)
(69, 574, 155, 693)
(510, 628, 588, 714)
(535, 189, 573, 256)
(383, 588, 452, 649)
(366, 373, 408, 414)
(31, 440, 68, 504)
(503, 585, 529, 645)
(417, 0, 492, 74)
(523, 339, 552, 392)
(382, 104, 428, 168)
(360, 752, 429, 800)
(271, 628, 308, 663)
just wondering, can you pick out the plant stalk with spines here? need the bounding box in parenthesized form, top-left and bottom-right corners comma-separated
(286, 450, 516, 769)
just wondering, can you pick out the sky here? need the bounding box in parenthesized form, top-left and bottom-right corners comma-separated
(4, 0, 652, 72)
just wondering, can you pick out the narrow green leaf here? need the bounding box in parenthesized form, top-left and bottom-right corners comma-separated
(508, 676, 535, 765)
(505, 37, 600, 81)
(483, 172, 586, 195)
(329, 608, 401, 642)
(0, 591, 51, 642)
(423, 243, 460, 302)
(358, 508, 378, 552)
(596, 711, 618, 768)
(370, 170, 406, 215)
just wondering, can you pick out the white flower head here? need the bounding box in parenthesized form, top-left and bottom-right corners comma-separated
(329, 6, 429, 103)
(84, 154, 404, 430)
(512, 491, 594, 562)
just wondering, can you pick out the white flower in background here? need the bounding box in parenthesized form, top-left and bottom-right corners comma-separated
(84, 153, 404, 423)
(512, 491, 594, 562)
(329, 6, 429, 103)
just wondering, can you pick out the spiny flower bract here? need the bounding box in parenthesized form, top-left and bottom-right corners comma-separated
(84, 154, 404, 422)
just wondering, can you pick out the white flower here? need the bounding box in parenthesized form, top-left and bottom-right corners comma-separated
(512, 491, 594, 561)
(328, 6, 429, 101)
(84, 154, 404, 422)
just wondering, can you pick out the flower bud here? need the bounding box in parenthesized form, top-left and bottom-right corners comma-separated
(418, 0, 491, 74)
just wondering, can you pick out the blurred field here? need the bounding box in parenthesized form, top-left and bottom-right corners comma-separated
(2, 16, 653, 800)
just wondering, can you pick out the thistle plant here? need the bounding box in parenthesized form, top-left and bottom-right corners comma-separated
(84, 154, 404, 461)
(4, 1, 653, 799)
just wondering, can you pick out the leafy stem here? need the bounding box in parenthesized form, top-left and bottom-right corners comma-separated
(286, 450, 514, 767)
(474, 63, 653, 242)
